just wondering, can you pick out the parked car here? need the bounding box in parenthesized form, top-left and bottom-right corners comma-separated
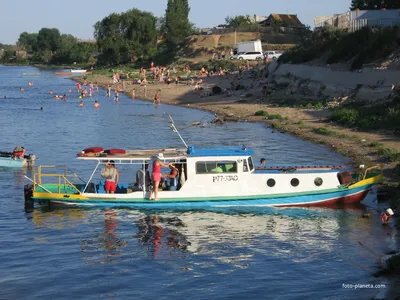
(231, 51, 264, 61)
(264, 51, 282, 60)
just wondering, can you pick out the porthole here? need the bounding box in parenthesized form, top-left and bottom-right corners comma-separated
(267, 178, 276, 187)
(314, 177, 323, 186)
(291, 178, 299, 187)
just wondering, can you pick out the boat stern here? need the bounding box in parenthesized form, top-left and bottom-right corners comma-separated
(348, 165, 383, 189)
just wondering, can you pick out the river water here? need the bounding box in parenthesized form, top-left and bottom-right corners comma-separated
(0, 65, 397, 299)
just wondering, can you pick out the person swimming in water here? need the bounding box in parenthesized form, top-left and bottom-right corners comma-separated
(79, 101, 84, 107)
(94, 100, 100, 108)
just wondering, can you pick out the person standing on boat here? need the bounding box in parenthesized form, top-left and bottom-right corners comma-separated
(149, 154, 171, 200)
(101, 160, 119, 194)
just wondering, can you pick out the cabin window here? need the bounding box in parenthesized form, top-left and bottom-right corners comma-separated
(196, 161, 237, 174)
(314, 177, 323, 186)
(243, 160, 249, 172)
(267, 178, 276, 187)
(248, 157, 254, 171)
(291, 178, 300, 187)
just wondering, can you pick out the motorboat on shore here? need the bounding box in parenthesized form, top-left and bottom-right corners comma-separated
(55, 71, 92, 76)
(24, 117, 382, 208)
(70, 68, 87, 74)
(0, 151, 36, 168)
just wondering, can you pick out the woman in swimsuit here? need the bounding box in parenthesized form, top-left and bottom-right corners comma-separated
(149, 154, 171, 200)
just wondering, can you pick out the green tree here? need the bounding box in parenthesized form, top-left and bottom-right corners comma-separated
(94, 13, 122, 64)
(70, 42, 97, 63)
(0, 49, 15, 63)
(225, 15, 253, 28)
(36, 28, 61, 53)
(350, 0, 400, 10)
(165, 0, 192, 46)
(53, 34, 78, 63)
(17, 32, 38, 52)
(94, 9, 157, 65)
(40, 49, 53, 64)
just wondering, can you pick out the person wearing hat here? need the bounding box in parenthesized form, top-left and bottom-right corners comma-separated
(101, 160, 119, 194)
(381, 208, 394, 225)
(149, 154, 171, 200)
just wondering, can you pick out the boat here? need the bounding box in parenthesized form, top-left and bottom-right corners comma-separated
(24, 118, 382, 208)
(70, 68, 87, 74)
(0, 151, 36, 168)
(55, 71, 92, 76)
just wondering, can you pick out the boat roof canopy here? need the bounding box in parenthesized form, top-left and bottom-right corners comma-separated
(186, 146, 254, 157)
(76, 146, 254, 161)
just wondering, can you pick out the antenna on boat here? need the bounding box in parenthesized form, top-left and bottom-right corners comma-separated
(168, 115, 188, 148)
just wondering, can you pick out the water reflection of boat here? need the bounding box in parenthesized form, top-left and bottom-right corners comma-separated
(29, 207, 88, 229)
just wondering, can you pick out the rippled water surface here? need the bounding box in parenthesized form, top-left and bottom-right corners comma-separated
(0, 65, 396, 299)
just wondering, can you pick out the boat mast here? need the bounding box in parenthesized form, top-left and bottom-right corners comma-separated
(169, 115, 188, 149)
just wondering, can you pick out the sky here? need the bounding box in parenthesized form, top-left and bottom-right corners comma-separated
(0, 0, 351, 44)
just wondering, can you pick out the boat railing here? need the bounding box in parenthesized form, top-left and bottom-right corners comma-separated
(34, 165, 85, 194)
(362, 165, 382, 180)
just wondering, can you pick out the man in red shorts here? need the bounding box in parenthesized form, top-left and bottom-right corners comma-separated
(101, 160, 119, 194)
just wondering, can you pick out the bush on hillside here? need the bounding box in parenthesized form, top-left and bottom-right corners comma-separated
(279, 26, 346, 64)
(330, 104, 400, 134)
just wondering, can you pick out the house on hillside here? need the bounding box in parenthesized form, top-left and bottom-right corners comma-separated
(259, 14, 304, 28)
(251, 14, 267, 23)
